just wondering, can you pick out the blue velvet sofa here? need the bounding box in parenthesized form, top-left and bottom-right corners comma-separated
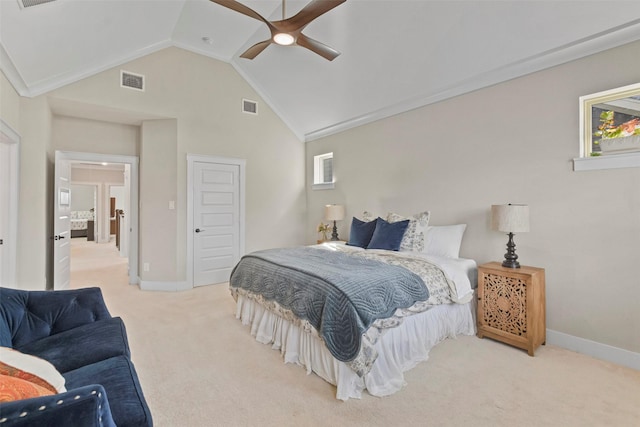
(0, 287, 152, 427)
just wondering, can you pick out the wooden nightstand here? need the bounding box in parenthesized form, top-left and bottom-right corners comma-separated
(477, 262, 546, 356)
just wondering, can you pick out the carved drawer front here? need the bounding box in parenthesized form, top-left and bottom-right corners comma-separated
(481, 272, 527, 337)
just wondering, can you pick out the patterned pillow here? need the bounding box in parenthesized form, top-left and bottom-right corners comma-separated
(0, 374, 55, 402)
(0, 347, 66, 395)
(361, 211, 382, 222)
(387, 211, 430, 252)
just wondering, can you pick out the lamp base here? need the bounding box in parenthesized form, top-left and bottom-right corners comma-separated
(330, 220, 340, 241)
(502, 232, 521, 269)
(502, 259, 521, 269)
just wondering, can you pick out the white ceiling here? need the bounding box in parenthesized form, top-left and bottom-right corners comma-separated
(2, 0, 640, 141)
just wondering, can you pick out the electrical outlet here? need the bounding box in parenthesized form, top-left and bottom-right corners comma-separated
(143, 263, 150, 272)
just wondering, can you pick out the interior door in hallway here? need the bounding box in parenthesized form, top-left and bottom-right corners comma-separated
(0, 134, 18, 287)
(53, 151, 72, 289)
(193, 161, 240, 286)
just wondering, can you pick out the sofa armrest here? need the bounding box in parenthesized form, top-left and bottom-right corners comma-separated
(0, 384, 116, 427)
(0, 287, 113, 348)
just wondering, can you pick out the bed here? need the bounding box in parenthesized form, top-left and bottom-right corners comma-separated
(70, 210, 93, 238)
(229, 212, 477, 400)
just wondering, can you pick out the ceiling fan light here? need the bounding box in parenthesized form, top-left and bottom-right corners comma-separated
(273, 33, 295, 46)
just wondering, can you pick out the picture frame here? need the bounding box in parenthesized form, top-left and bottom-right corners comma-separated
(579, 82, 640, 157)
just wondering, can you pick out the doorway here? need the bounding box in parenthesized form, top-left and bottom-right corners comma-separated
(53, 151, 139, 289)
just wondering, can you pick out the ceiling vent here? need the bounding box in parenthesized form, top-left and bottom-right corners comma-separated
(120, 70, 145, 92)
(242, 99, 258, 115)
(17, 0, 56, 8)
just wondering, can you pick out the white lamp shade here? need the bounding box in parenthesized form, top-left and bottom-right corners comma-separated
(324, 204, 345, 221)
(491, 204, 530, 233)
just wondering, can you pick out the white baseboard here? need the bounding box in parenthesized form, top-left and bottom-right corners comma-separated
(547, 329, 640, 371)
(139, 280, 191, 292)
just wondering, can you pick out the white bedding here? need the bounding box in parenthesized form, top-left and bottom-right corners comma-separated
(70, 219, 88, 231)
(70, 210, 93, 231)
(232, 242, 478, 400)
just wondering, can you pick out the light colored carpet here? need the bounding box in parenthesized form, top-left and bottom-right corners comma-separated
(70, 238, 640, 426)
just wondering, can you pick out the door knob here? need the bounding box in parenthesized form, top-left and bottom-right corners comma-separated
(195, 228, 203, 233)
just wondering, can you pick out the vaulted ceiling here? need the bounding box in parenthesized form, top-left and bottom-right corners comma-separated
(2, 0, 640, 141)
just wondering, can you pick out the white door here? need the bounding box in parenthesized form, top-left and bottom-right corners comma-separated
(53, 152, 72, 290)
(0, 138, 17, 287)
(193, 161, 240, 286)
(0, 141, 9, 286)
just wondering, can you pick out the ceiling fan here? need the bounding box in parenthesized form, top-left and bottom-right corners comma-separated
(209, 0, 346, 61)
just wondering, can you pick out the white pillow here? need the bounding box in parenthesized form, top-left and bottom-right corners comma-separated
(387, 211, 430, 252)
(0, 346, 66, 393)
(424, 224, 467, 258)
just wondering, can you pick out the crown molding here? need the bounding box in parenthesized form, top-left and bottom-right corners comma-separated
(0, 42, 29, 96)
(304, 19, 640, 142)
(2, 40, 174, 98)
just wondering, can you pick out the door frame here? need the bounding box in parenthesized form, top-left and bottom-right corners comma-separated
(56, 151, 139, 284)
(186, 154, 245, 288)
(0, 119, 20, 287)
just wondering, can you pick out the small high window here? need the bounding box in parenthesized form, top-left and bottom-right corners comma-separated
(313, 152, 334, 190)
(574, 83, 640, 171)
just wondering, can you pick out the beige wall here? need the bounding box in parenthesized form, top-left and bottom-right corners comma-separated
(4, 39, 637, 356)
(8, 47, 305, 288)
(17, 96, 52, 289)
(139, 119, 178, 282)
(52, 115, 139, 156)
(306, 41, 640, 354)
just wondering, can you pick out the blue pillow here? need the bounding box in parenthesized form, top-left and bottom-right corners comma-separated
(347, 217, 378, 248)
(367, 218, 410, 251)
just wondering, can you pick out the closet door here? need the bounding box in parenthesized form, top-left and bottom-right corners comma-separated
(192, 160, 242, 286)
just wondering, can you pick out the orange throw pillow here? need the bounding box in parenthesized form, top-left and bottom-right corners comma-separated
(0, 374, 55, 402)
(0, 361, 57, 394)
(0, 347, 66, 394)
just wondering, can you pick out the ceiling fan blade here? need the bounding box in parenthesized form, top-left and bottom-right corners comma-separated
(296, 33, 340, 61)
(240, 40, 272, 60)
(209, 0, 271, 26)
(285, 0, 346, 29)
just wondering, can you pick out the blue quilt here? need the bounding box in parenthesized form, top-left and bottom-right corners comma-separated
(229, 247, 429, 362)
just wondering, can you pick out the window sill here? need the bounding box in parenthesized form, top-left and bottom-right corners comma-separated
(312, 182, 335, 191)
(573, 152, 640, 171)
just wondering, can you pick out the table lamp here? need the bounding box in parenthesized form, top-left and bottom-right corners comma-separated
(324, 204, 345, 241)
(491, 204, 530, 268)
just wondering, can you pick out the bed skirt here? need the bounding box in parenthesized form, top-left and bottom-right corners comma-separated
(234, 293, 476, 400)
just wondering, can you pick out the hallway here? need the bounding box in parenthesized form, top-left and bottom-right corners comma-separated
(70, 237, 128, 290)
